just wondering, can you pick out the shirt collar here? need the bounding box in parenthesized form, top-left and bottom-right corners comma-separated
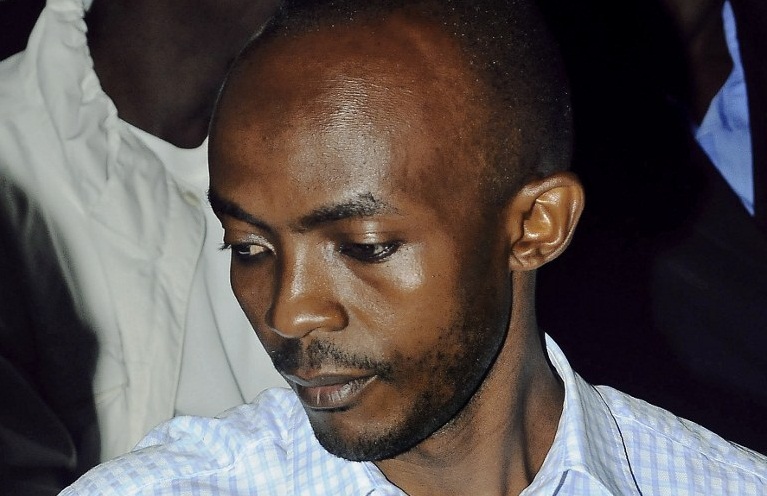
(693, 0, 753, 215)
(526, 335, 640, 495)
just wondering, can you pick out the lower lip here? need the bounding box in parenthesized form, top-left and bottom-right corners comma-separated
(296, 376, 376, 411)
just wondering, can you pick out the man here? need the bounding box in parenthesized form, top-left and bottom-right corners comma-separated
(0, 0, 285, 464)
(63, 0, 767, 494)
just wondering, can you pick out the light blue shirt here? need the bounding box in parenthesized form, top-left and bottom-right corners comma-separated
(695, 0, 754, 214)
(61, 336, 767, 495)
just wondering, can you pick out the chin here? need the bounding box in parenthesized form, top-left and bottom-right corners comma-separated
(313, 422, 414, 462)
(308, 398, 451, 462)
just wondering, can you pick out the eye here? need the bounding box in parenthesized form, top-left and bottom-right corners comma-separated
(339, 241, 401, 263)
(220, 242, 273, 263)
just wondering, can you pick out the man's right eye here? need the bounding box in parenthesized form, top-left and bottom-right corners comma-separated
(221, 243, 272, 262)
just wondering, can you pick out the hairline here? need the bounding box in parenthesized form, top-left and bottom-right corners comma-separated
(216, 0, 572, 205)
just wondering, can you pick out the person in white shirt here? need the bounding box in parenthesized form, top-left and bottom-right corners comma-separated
(0, 0, 285, 467)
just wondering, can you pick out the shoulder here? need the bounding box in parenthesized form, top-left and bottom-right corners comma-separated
(61, 388, 306, 495)
(596, 385, 767, 494)
(138, 388, 303, 448)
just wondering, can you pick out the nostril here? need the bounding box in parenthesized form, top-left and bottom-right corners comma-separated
(267, 252, 348, 338)
(266, 295, 348, 339)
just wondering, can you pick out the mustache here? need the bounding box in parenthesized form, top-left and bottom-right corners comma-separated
(271, 339, 393, 379)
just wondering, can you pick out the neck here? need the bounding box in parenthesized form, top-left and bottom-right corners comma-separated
(375, 273, 563, 496)
(660, 0, 732, 123)
(86, 0, 279, 148)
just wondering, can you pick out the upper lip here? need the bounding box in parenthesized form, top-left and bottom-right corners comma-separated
(282, 372, 372, 388)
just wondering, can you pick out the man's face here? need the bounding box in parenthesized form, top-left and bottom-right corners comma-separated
(210, 17, 516, 461)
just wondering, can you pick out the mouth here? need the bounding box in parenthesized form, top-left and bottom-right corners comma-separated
(284, 373, 377, 411)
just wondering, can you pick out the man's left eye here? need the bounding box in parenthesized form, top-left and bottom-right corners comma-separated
(339, 242, 401, 263)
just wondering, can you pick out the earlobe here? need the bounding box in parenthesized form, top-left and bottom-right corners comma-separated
(506, 172, 584, 271)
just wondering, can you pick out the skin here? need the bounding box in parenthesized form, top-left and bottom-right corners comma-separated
(210, 12, 584, 496)
(86, 0, 280, 148)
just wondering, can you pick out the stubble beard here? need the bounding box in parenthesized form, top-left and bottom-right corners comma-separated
(311, 293, 512, 462)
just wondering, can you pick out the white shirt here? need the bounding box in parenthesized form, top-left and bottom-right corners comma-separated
(0, 0, 284, 461)
(62, 336, 767, 495)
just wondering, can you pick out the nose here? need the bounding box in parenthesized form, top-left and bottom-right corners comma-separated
(265, 248, 348, 339)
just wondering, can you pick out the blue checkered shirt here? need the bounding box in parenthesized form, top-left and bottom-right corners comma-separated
(61, 337, 767, 495)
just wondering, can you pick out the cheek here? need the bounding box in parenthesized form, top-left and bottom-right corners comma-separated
(230, 262, 274, 339)
(375, 245, 426, 292)
(343, 243, 464, 351)
(376, 236, 510, 375)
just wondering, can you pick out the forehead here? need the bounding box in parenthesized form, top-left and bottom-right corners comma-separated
(210, 13, 487, 216)
(225, 11, 476, 109)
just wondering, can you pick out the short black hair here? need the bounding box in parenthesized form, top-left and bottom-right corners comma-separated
(232, 0, 571, 202)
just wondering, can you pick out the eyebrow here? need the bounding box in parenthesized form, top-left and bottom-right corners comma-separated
(208, 188, 273, 233)
(295, 192, 398, 231)
(208, 189, 398, 232)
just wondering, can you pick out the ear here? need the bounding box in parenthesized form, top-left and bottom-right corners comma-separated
(505, 172, 584, 271)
